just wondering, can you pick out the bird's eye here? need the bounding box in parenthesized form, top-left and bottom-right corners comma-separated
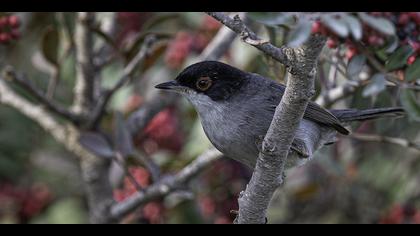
(196, 77, 212, 91)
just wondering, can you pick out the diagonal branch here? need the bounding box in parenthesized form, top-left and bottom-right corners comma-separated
(88, 35, 159, 128)
(206, 12, 291, 67)
(110, 148, 222, 219)
(1, 68, 82, 124)
(350, 133, 420, 152)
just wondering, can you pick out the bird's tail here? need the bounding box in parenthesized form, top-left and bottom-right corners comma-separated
(330, 107, 405, 123)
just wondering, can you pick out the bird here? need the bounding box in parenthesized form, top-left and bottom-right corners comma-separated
(155, 61, 405, 169)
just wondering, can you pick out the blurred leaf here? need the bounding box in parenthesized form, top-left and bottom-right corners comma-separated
(142, 13, 180, 31)
(385, 45, 414, 71)
(322, 14, 349, 37)
(286, 20, 312, 48)
(405, 59, 420, 81)
(362, 73, 387, 97)
(248, 12, 295, 27)
(347, 54, 366, 78)
(113, 112, 134, 157)
(400, 89, 420, 122)
(79, 132, 114, 158)
(343, 14, 362, 40)
(41, 25, 60, 66)
(31, 198, 88, 224)
(384, 36, 399, 54)
(358, 13, 396, 36)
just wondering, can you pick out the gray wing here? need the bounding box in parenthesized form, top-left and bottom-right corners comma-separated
(266, 82, 350, 135)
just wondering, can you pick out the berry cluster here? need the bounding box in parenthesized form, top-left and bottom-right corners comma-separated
(164, 15, 221, 69)
(0, 14, 21, 44)
(379, 204, 420, 224)
(0, 182, 53, 223)
(312, 12, 420, 63)
(197, 159, 251, 224)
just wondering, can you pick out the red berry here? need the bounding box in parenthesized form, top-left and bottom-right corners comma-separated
(398, 14, 410, 25)
(7, 15, 20, 28)
(311, 21, 322, 34)
(0, 33, 11, 43)
(407, 55, 416, 65)
(327, 38, 338, 49)
(346, 48, 358, 60)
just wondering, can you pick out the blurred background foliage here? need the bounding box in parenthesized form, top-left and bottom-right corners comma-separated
(0, 12, 419, 224)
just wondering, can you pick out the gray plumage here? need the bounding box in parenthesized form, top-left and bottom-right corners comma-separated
(155, 61, 405, 169)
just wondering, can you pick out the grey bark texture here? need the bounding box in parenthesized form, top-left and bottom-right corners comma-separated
(207, 12, 326, 224)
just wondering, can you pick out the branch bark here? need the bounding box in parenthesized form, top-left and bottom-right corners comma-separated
(110, 148, 222, 219)
(0, 79, 114, 223)
(72, 12, 96, 115)
(206, 12, 291, 66)
(1, 68, 82, 124)
(207, 12, 326, 224)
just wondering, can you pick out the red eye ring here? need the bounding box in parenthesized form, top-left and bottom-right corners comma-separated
(196, 77, 212, 91)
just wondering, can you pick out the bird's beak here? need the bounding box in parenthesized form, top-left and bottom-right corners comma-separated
(155, 80, 181, 90)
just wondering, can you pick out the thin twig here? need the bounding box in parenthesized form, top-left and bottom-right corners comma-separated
(113, 152, 144, 192)
(206, 12, 291, 67)
(351, 133, 420, 152)
(88, 35, 158, 128)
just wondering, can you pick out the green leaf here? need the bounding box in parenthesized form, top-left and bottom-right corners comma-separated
(347, 54, 366, 78)
(405, 59, 420, 81)
(41, 26, 60, 66)
(385, 45, 414, 71)
(286, 20, 312, 48)
(248, 12, 295, 27)
(322, 14, 349, 37)
(400, 89, 420, 122)
(362, 73, 387, 97)
(343, 14, 362, 40)
(359, 13, 396, 36)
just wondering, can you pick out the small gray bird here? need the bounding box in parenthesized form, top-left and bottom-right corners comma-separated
(155, 61, 404, 169)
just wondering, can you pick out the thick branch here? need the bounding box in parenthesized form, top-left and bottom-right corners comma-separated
(237, 36, 325, 224)
(73, 12, 96, 115)
(206, 12, 291, 66)
(110, 148, 222, 219)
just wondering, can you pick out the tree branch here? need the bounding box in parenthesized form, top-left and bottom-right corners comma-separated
(316, 79, 368, 107)
(88, 35, 159, 128)
(72, 12, 96, 115)
(350, 133, 420, 152)
(236, 35, 325, 224)
(207, 12, 326, 224)
(206, 12, 291, 66)
(1, 68, 82, 124)
(110, 148, 222, 219)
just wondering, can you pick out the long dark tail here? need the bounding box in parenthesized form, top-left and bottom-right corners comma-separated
(331, 107, 405, 123)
